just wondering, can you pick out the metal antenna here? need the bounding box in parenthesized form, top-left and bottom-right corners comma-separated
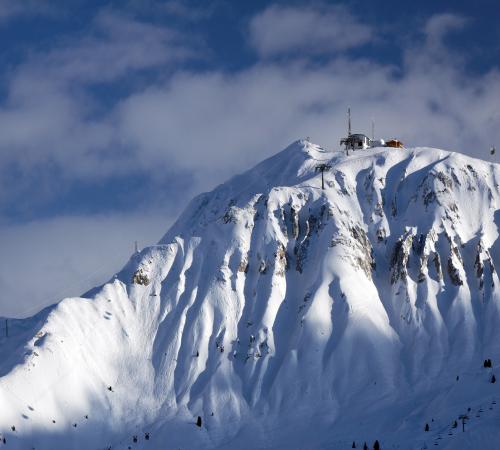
(371, 119, 375, 141)
(348, 108, 351, 136)
(134, 241, 139, 254)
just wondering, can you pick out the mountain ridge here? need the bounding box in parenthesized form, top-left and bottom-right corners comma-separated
(1, 140, 500, 449)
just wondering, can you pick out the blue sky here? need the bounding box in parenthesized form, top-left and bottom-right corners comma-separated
(1, 0, 500, 316)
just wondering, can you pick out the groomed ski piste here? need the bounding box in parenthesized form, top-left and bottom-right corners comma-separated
(1, 140, 500, 449)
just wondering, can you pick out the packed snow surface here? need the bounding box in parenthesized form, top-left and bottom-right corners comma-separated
(2, 140, 500, 449)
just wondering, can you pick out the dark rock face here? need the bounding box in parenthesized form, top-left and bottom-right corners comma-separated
(132, 269, 150, 286)
(390, 233, 413, 284)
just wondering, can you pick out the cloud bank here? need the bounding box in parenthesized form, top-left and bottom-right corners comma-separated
(248, 4, 373, 57)
(1, 4, 499, 316)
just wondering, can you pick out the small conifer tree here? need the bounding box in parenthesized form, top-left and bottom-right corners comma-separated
(196, 416, 202, 427)
(425, 423, 429, 431)
(352, 441, 356, 448)
(373, 440, 380, 450)
(491, 374, 496, 383)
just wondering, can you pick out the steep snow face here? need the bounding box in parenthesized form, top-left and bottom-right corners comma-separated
(2, 140, 500, 449)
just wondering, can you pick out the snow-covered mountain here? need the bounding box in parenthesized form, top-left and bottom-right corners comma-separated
(2, 140, 500, 449)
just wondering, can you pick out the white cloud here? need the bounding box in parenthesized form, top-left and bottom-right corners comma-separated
(115, 57, 500, 188)
(248, 4, 373, 58)
(424, 13, 468, 49)
(125, 0, 215, 21)
(15, 10, 197, 85)
(0, 212, 170, 318)
(2, 10, 500, 207)
(160, 0, 214, 21)
(2, 9, 500, 318)
(1, 9, 498, 201)
(405, 13, 469, 69)
(0, 0, 56, 22)
(0, 9, 203, 205)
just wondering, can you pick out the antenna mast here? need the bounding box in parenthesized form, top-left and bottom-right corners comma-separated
(371, 119, 375, 141)
(134, 240, 139, 254)
(348, 107, 351, 136)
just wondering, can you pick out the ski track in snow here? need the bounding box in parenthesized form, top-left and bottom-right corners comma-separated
(1, 140, 500, 449)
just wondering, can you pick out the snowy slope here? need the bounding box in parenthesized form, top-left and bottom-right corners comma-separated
(2, 140, 500, 449)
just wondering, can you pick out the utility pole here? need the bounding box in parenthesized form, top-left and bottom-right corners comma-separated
(459, 414, 469, 432)
(315, 164, 332, 190)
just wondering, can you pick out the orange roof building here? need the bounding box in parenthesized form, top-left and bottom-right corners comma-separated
(385, 139, 404, 148)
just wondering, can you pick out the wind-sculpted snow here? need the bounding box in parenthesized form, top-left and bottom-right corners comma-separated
(2, 140, 500, 449)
